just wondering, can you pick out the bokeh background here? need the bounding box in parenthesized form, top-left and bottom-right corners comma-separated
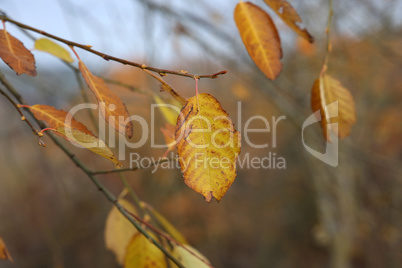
(0, 0, 401, 267)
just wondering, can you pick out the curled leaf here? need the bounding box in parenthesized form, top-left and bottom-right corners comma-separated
(161, 123, 176, 152)
(263, 0, 314, 42)
(34, 38, 74, 63)
(175, 93, 241, 202)
(0, 236, 13, 261)
(311, 74, 356, 140)
(234, 2, 282, 80)
(0, 29, 36, 76)
(56, 127, 122, 168)
(79, 61, 133, 138)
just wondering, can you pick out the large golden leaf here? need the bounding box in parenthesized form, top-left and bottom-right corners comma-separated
(234, 2, 282, 80)
(0, 236, 13, 261)
(35, 38, 74, 63)
(79, 61, 133, 138)
(311, 74, 356, 140)
(175, 93, 241, 202)
(263, 0, 314, 42)
(56, 127, 122, 167)
(124, 233, 167, 268)
(0, 29, 36, 76)
(104, 199, 138, 265)
(29, 104, 94, 136)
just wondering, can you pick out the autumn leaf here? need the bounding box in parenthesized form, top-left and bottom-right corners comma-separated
(0, 236, 13, 262)
(29, 104, 94, 136)
(125, 233, 167, 268)
(172, 245, 211, 268)
(311, 74, 356, 140)
(79, 61, 133, 138)
(34, 38, 74, 63)
(234, 2, 282, 80)
(161, 123, 176, 152)
(28, 105, 121, 167)
(153, 94, 181, 125)
(0, 29, 36, 76)
(57, 127, 122, 167)
(263, 0, 314, 42)
(105, 199, 138, 265)
(175, 93, 241, 202)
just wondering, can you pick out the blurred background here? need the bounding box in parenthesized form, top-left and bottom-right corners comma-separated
(0, 0, 401, 267)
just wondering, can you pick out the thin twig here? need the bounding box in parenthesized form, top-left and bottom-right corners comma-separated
(0, 15, 227, 80)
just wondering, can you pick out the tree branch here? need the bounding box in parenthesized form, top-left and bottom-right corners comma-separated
(0, 14, 227, 80)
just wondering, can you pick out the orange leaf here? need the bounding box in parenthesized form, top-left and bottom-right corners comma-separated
(29, 105, 122, 167)
(29, 104, 94, 136)
(234, 2, 282, 80)
(311, 75, 356, 140)
(0, 29, 36, 76)
(175, 93, 241, 202)
(161, 123, 176, 152)
(263, 0, 314, 42)
(79, 61, 133, 138)
(0, 236, 13, 262)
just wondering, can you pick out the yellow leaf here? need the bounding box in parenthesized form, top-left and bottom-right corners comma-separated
(153, 94, 181, 125)
(124, 233, 167, 268)
(56, 127, 122, 167)
(263, 0, 314, 42)
(0, 29, 36, 76)
(34, 38, 74, 63)
(79, 61, 133, 138)
(104, 199, 138, 265)
(311, 74, 356, 140)
(234, 2, 282, 80)
(175, 93, 241, 202)
(171, 245, 211, 268)
(144, 203, 188, 245)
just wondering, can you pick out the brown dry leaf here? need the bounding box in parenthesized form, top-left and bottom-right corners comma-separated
(0, 236, 13, 262)
(311, 74, 356, 140)
(56, 127, 122, 167)
(105, 199, 138, 265)
(161, 123, 176, 152)
(29, 104, 94, 136)
(263, 0, 314, 42)
(234, 2, 282, 80)
(79, 61, 133, 138)
(0, 29, 36, 76)
(124, 233, 167, 268)
(175, 93, 241, 202)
